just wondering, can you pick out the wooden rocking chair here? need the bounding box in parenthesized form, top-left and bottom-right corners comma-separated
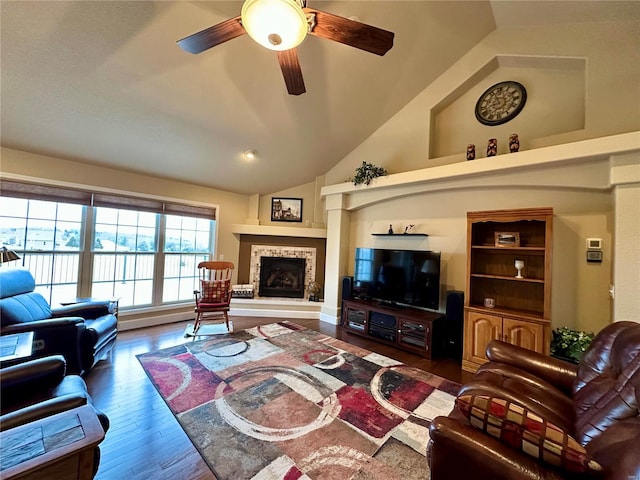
(193, 261, 234, 333)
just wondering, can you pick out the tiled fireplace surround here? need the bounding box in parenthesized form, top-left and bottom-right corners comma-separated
(249, 245, 317, 298)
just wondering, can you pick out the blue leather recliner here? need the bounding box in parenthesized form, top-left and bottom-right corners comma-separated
(0, 268, 118, 374)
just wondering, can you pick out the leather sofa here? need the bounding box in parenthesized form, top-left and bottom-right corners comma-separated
(0, 355, 109, 478)
(0, 268, 118, 374)
(428, 320, 640, 480)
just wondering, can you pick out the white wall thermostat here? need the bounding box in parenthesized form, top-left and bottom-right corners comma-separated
(586, 238, 602, 250)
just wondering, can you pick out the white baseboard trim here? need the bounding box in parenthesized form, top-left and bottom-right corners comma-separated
(117, 307, 322, 330)
(230, 308, 320, 319)
(319, 312, 340, 325)
(118, 311, 193, 331)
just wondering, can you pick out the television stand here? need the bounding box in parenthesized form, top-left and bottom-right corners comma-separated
(377, 301, 403, 309)
(342, 299, 445, 359)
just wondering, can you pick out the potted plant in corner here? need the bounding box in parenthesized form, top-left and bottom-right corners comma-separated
(550, 327, 595, 364)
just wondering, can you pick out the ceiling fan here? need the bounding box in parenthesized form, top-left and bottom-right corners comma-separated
(177, 0, 394, 95)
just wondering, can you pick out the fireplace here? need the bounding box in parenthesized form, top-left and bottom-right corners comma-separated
(249, 245, 317, 299)
(259, 257, 306, 298)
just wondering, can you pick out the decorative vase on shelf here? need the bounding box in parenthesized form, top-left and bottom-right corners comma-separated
(388, 224, 394, 234)
(509, 133, 520, 153)
(466, 144, 476, 161)
(514, 259, 524, 278)
(487, 138, 497, 157)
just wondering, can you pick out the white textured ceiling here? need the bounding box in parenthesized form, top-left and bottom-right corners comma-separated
(1, 1, 636, 195)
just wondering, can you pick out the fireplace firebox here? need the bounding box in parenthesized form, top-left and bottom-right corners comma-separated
(259, 257, 306, 298)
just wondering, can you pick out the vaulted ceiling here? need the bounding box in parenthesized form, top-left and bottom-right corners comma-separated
(1, 1, 635, 194)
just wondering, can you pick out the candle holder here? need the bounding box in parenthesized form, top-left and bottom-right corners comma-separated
(487, 138, 497, 157)
(466, 144, 476, 161)
(509, 133, 520, 153)
(484, 297, 496, 308)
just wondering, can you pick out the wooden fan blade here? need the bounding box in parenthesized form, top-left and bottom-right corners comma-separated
(177, 16, 245, 54)
(304, 8, 394, 56)
(277, 49, 306, 95)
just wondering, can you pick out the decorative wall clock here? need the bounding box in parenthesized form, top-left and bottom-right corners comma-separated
(475, 81, 527, 126)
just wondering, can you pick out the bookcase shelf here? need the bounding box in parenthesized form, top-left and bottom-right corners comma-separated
(463, 208, 553, 373)
(470, 273, 545, 284)
(371, 233, 429, 237)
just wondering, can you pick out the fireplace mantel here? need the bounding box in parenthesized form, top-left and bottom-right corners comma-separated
(231, 224, 326, 238)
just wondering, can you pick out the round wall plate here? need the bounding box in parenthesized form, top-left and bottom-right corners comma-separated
(475, 81, 527, 126)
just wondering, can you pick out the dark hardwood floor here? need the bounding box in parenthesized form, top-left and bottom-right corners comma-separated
(86, 317, 473, 480)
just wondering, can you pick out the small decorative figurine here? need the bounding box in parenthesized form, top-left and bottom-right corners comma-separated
(307, 281, 322, 302)
(487, 138, 498, 157)
(403, 224, 415, 234)
(466, 144, 476, 161)
(509, 133, 520, 153)
(388, 224, 394, 234)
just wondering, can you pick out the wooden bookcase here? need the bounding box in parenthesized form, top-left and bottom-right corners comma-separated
(342, 299, 444, 359)
(462, 207, 553, 372)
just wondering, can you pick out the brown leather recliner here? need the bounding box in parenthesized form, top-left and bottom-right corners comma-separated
(0, 355, 110, 433)
(428, 321, 640, 480)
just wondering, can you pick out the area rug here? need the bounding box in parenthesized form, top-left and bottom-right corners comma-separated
(137, 321, 460, 480)
(183, 321, 234, 337)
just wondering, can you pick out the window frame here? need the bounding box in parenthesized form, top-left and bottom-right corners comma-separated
(0, 179, 219, 311)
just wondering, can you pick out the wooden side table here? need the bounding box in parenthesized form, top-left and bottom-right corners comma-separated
(0, 332, 34, 363)
(0, 405, 105, 480)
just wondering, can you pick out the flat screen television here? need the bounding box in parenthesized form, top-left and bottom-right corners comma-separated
(353, 248, 441, 310)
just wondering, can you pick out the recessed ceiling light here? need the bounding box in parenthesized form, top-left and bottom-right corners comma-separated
(243, 149, 257, 160)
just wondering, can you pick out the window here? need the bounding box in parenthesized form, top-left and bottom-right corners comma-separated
(162, 215, 213, 303)
(0, 180, 217, 311)
(0, 196, 83, 306)
(92, 207, 158, 308)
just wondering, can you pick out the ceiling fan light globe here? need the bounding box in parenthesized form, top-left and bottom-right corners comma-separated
(241, 0, 307, 51)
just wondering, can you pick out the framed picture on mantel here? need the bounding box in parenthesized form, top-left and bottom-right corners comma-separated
(271, 197, 303, 222)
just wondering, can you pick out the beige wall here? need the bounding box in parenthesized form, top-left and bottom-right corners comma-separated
(324, 20, 640, 186)
(317, 18, 638, 331)
(431, 60, 586, 158)
(0, 147, 249, 279)
(614, 183, 640, 321)
(346, 188, 614, 334)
